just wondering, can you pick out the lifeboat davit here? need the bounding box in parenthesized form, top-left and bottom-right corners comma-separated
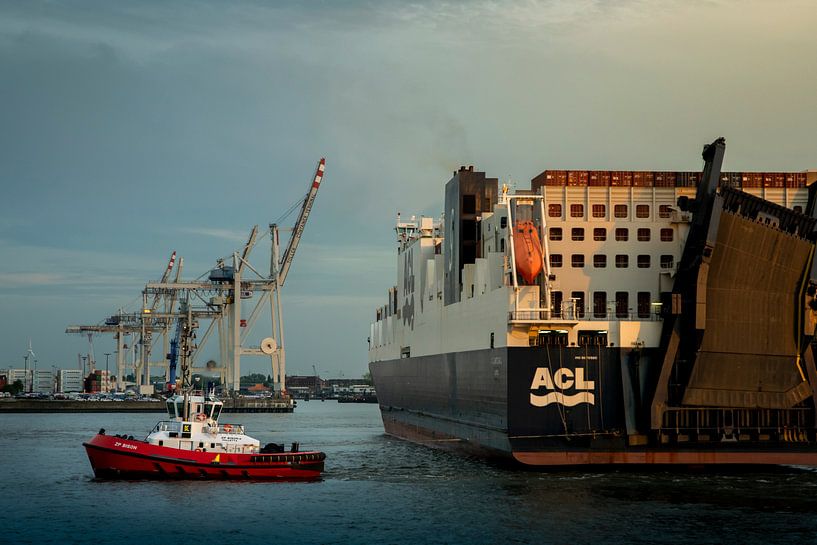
(513, 220, 544, 284)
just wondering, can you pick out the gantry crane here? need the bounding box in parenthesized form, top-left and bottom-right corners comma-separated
(66, 158, 326, 395)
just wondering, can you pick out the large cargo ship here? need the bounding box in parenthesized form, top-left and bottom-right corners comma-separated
(368, 138, 817, 466)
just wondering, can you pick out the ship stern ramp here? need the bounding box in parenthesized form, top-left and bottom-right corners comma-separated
(681, 208, 814, 409)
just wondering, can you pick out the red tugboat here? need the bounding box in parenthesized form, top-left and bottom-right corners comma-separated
(84, 392, 325, 480)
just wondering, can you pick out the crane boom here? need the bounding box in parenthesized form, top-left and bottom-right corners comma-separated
(277, 158, 325, 286)
(151, 251, 176, 310)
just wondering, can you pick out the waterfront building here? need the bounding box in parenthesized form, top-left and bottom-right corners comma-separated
(57, 369, 84, 393)
(0, 369, 31, 392)
(32, 370, 53, 394)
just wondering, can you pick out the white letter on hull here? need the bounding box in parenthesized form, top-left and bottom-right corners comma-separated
(530, 367, 554, 390)
(573, 368, 594, 390)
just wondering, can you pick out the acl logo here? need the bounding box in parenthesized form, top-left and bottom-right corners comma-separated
(529, 367, 595, 407)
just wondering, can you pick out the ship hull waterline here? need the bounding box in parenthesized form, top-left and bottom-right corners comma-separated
(372, 347, 817, 468)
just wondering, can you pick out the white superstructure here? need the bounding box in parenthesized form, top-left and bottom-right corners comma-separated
(369, 170, 814, 363)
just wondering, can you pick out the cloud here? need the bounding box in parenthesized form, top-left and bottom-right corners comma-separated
(179, 227, 249, 242)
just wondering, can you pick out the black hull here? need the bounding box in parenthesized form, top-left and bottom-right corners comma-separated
(370, 346, 817, 466)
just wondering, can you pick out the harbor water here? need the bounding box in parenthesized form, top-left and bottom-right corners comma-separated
(2, 401, 817, 544)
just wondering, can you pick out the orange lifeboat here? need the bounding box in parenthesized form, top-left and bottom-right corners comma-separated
(513, 221, 543, 284)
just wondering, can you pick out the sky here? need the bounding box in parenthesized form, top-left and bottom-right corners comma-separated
(1, 0, 816, 378)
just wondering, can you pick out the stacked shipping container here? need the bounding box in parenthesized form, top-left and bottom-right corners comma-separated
(531, 170, 809, 190)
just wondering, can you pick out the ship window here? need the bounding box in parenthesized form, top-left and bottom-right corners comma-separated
(636, 204, 650, 218)
(175, 401, 185, 418)
(550, 254, 563, 268)
(571, 228, 584, 241)
(615, 228, 629, 241)
(593, 228, 606, 241)
(551, 291, 563, 318)
(571, 254, 585, 268)
(593, 254, 607, 268)
(211, 443, 216, 449)
(794, 205, 803, 214)
(660, 255, 674, 269)
(462, 195, 476, 214)
(500, 216, 507, 229)
(592, 204, 606, 218)
(615, 292, 629, 318)
(615, 254, 629, 268)
(570, 204, 584, 218)
(548, 204, 562, 218)
(658, 205, 672, 218)
(571, 291, 585, 318)
(637, 228, 651, 242)
(166, 401, 175, 417)
(660, 228, 674, 242)
(637, 291, 651, 318)
(159, 440, 164, 446)
(549, 227, 562, 241)
(212, 405, 222, 420)
(637, 255, 651, 268)
(614, 204, 628, 218)
(593, 292, 607, 318)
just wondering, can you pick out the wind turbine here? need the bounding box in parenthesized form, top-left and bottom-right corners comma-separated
(23, 339, 36, 393)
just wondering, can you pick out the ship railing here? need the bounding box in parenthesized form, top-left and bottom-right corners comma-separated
(209, 424, 245, 435)
(659, 406, 812, 438)
(510, 309, 663, 322)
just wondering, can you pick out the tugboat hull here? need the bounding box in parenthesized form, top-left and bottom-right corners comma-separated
(84, 434, 325, 480)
